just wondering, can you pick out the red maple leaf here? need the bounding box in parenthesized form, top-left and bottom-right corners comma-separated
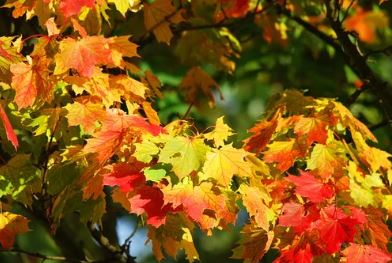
(342, 243, 392, 263)
(275, 244, 313, 263)
(129, 186, 174, 228)
(279, 202, 319, 233)
(286, 171, 334, 203)
(311, 205, 360, 253)
(59, 0, 95, 18)
(0, 104, 18, 150)
(103, 163, 146, 193)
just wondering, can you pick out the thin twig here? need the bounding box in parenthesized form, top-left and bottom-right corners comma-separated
(341, 0, 355, 22)
(346, 84, 368, 106)
(182, 102, 194, 119)
(0, 249, 86, 263)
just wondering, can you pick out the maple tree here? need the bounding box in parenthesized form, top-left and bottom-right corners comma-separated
(0, 0, 391, 262)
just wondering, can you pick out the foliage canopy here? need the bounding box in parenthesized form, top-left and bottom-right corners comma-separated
(0, 0, 391, 262)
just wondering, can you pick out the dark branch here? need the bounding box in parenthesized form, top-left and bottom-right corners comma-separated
(0, 248, 87, 263)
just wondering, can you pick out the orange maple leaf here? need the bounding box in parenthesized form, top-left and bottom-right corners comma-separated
(54, 36, 112, 77)
(0, 212, 29, 249)
(10, 56, 51, 109)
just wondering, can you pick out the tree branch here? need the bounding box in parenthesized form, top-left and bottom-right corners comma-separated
(0, 248, 88, 263)
(324, 0, 392, 120)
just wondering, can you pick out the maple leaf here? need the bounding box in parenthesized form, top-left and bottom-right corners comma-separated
(231, 224, 274, 263)
(45, 18, 60, 36)
(204, 116, 233, 147)
(332, 101, 377, 142)
(108, 0, 142, 16)
(275, 244, 313, 263)
(108, 36, 139, 67)
(109, 75, 147, 101)
(311, 205, 360, 253)
(239, 185, 273, 230)
(54, 36, 112, 77)
(83, 110, 162, 164)
(102, 163, 146, 193)
(180, 67, 223, 108)
(66, 71, 121, 108)
(352, 131, 391, 173)
(64, 98, 108, 134)
(163, 180, 236, 229)
(263, 139, 303, 172)
(293, 116, 328, 146)
(144, 0, 184, 44)
(158, 136, 208, 179)
(342, 243, 392, 263)
(286, 171, 334, 203)
(244, 110, 279, 154)
(347, 161, 385, 207)
(255, 13, 288, 46)
(344, 8, 389, 43)
(59, 0, 95, 18)
(0, 212, 29, 249)
(142, 101, 160, 125)
(10, 56, 51, 109)
(147, 215, 199, 262)
(365, 208, 392, 251)
(278, 202, 319, 233)
(307, 143, 346, 178)
(0, 37, 21, 81)
(200, 144, 252, 187)
(129, 185, 174, 227)
(0, 104, 18, 150)
(219, 0, 249, 19)
(133, 136, 160, 163)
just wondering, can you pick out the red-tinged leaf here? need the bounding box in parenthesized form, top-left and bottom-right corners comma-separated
(263, 139, 303, 171)
(342, 243, 392, 263)
(84, 110, 162, 164)
(278, 202, 319, 233)
(129, 186, 174, 228)
(275, 244, 313, 263)
(365, 208, 392, 251)
(103, 163, 146, 193)
(0, 104, 18, 150)
(286, 171, 334, 203)
(0, 212, 29, 249)
(220, 0, 249, 18)
(163, 181, 236, 230)
(244, 111, 279, 153)
(344, 8, 388, 43)
(54, 36, 112, 77)
(293, 116, 328, 146)
(128, 115, 164, 136)
(10, 57, 51, 109)
(59, 0, 95, 18)
(312, 205, 359, 253)
(65, 100, 108, 134)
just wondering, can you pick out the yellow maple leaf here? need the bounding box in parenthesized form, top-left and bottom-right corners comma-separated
(200, 144, 252, 186)
(204, 116, 233, 147)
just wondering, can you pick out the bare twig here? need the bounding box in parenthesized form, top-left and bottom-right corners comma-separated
(182, 102, 194, 120)
(0, 248, 87, 263)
